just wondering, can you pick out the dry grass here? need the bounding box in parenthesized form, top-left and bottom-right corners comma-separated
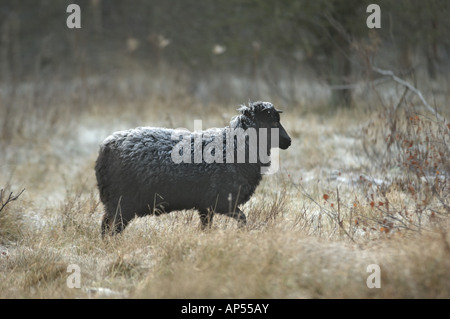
(0, 71, 449, 299)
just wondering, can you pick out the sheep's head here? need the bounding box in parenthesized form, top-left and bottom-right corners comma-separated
(237, 101, 292, 150)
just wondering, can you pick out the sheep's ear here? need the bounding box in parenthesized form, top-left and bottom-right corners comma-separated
(276, 109, 283, 113)
(237, 105, 252, 117)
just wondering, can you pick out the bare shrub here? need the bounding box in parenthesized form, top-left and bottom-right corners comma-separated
(359, 71, 449, 233)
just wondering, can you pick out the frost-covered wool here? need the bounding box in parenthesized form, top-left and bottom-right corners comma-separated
(95, 101, 291, 236)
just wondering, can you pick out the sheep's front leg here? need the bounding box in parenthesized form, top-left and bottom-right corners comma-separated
(199, 209, 214, 230)
(101, 212, 129, 237)
(225, 208, 247, 228)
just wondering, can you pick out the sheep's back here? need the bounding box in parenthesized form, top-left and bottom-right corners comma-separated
(97, 126, 262, 213)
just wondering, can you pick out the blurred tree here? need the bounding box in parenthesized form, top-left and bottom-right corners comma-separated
(267, 0, 367, 107)
(0, 0, 449, 106)
(382, 0, 450, 79)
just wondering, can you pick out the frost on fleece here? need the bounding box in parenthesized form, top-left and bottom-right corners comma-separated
(95, 101, 291, 236)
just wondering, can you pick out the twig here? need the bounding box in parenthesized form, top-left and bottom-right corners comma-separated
(0, 188, 25, 213)
(394, 87, 409, 113)
(288, 177, 356, 242)
(336, 186, 354, 242)
(372, 67, 445, 122)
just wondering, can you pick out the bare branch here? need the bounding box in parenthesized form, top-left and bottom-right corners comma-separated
(372, 67, 445, 122)
(0, 188, 25, 213)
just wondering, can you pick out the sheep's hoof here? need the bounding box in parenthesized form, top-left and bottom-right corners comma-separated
(237, 220, 247, 230)
(199, 223, 213, 231)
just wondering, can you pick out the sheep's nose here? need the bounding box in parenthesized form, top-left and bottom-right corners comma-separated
(280, 137, 291, 150)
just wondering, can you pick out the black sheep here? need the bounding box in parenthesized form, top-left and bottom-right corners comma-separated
(95, 101, 291, 236)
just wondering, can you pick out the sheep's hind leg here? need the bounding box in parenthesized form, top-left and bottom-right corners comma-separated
(224, 208, 247, 228)
(199, 209, 214, 230)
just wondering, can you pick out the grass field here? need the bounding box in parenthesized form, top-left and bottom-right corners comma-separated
(0, 70, 449, 298)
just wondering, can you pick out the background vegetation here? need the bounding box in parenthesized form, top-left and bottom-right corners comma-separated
(0, 0, 449, 298)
